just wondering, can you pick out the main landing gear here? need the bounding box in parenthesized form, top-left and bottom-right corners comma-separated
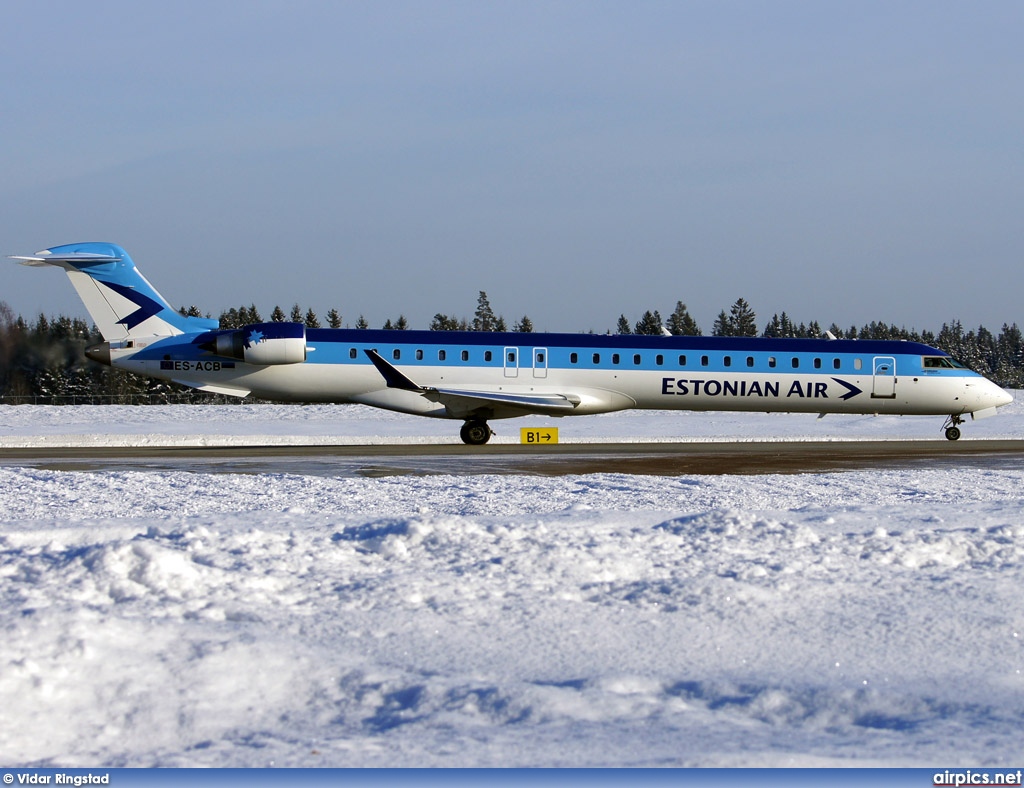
(942, 414, 964, 441)
(460, 419, 493, 446)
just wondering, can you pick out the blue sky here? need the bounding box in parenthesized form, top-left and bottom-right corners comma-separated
(3, 1, 1022, 334)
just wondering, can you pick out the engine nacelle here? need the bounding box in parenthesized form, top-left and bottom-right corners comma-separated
(206, 322, 307, 365)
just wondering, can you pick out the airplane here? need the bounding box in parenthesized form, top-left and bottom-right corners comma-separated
(12, 241, 1014, 444)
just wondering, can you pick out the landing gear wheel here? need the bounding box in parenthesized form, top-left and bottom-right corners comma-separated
(460, 419, 492, 445)
(942, 414, 964, 441)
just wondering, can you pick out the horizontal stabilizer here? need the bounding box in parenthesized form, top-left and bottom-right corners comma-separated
(12, 251, 122, 267)
(12, 242, 219, 340)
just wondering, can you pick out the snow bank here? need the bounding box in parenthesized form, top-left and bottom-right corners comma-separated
(0, 403, 1023, 767)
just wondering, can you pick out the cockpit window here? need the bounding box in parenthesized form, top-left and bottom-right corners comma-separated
(923, 356, 967, 369)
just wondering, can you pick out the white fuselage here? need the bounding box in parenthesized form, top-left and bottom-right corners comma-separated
(110, 329, 1013, 423)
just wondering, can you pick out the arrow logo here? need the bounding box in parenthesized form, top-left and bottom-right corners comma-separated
(831, 377, 863, 400)
(105, 282, 166, 330)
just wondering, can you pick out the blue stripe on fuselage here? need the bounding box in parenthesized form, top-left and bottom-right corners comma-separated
(135, 328, 973, 377)
(304, 331, 967, 377)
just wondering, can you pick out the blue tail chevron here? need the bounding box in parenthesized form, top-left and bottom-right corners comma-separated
(11, 242, 219, 339)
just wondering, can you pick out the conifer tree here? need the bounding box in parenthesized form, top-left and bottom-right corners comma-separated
(763, 312, 796, 338)
(634, 310, 663, 335)
(219, 308, 240, 329)
(473, 291, 497, 332)
(763, 314, 782, 338)
(711, 310, 732, 337)
(996, 323, 1023, 387)
(729, 298, 757, 337)
(326, 308, 342, 329)
(431, 314, 463, 331)
(666, 302, 701, 336)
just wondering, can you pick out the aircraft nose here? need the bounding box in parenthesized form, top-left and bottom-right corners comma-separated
(993, 386, 1014, 408)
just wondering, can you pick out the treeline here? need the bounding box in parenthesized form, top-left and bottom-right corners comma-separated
(1, 294, 1021, 403)
(0, 304, 187, 403)
(212, 292, 534, 333)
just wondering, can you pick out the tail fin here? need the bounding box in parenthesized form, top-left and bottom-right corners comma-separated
(11, 242, 219, 340)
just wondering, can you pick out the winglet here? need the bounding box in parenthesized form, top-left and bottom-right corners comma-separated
(363, 348, 422, 392)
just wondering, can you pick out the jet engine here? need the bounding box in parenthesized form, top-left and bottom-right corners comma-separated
(200, 322, 307, 365)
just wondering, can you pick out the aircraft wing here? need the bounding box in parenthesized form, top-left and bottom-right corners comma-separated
(363, 348, 580, 417)
(423, 387, 579, 414)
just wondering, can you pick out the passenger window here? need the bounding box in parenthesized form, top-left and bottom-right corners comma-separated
(612, 354, 620, 364)
(656, 354, 663, 366)
(536, 352, 545, 363)
(791, 358, 799, 369)
(438, 350, 446, 361)
(813, 358, 822, 369)
(833, 358, 841, 370)
(393, 349, 401, 360)
(593, 353, 600, 364)
(678, 355, 686, 366)
(701, 356, 709, 367)
(571, 352, 578, 364)
(633, 354, 641, 365)
(415, 349, 423, 360)
(854, 358, 862, 370)
(724, 356, 732, 367)
(768, 356, 777, 368)
(746, 356, 754, 367)
(461, 350, 469, 361)
(349, 348, 357, 359)
(507, 351, 516, 363)
(485, 350, 492, 362)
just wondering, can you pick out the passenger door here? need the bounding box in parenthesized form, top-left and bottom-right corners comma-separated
(532, 347, 548, 379)
(504, 346, 519, 378)
(871, 356, 896, 398)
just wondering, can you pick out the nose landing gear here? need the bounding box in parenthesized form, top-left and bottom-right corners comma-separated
(460, 419, 493, 445)
(942, 414, 964, 441)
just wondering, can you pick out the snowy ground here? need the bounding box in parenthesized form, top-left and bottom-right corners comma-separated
(1, 398, 1023, 767)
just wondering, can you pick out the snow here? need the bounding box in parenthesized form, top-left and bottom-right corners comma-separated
(1, 398, 1023, 767)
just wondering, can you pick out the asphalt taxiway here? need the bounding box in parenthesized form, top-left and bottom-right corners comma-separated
(1, 440, 1023, 477)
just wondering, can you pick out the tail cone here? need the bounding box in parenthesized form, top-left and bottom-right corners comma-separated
(85, 342, 111, 366)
